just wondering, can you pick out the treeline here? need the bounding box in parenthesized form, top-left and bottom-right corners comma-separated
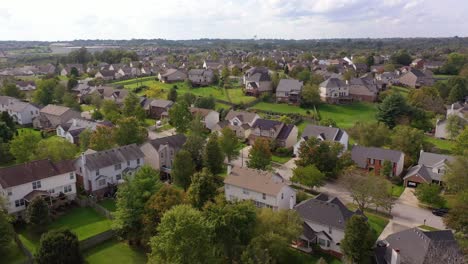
(59, 47, 138, 65)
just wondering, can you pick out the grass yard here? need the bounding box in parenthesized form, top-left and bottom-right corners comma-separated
(98, 199, 117, 212)
(390, 85, 410, 97)
(425, 136, 455, 153)
(418, 225, 440, 231)
(271, 155, 292, 164)
(17, 127, 41, 137)
(392, 184, 405, 198)
(2, 241, 28, 264)
(18, 206, 112, 254)
(251, 102, 377, 129)
(433, 74, 454, 79)
(366, 212, 390, 241)
(84, 239, 147, 264)
(286, 248, 342, 264)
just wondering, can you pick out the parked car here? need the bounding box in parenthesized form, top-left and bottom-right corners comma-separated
(376, 240, 389, 247)
(432, 208, 449, 216)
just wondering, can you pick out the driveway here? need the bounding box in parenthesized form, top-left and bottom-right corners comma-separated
(230, 146, 251, 167)
(147, 128, 176, 140)
(275, 158, 297, 181)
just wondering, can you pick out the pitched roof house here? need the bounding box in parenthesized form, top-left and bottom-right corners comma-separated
(248, 119, 298, 149)
(348, 77, 379, 102)
(33, 104, 81, 129)
(0, 96, 40, 125)
(189, 107, 220, 130)
(146, 99, 174, 119)
(224, 166, 296, 210)
(90, 86, 129, 105)
(294, 194, 364, 255)
(293, 125, 349, 156)
(243, 67, 272, 96)
(158, 69, 187, 83)
(398, 68, 434, 88)
(0, 159, 76, 214)
(351, 145, 405, 177)
(15, 80, 36, 91)
(214, 110, 260, 139)
(56, 118, 113, 145)
(61, 64, 84, 76)
(403, 151, 455, 187)
(435, 103, 468, 139)
(319, 77, 350, 103)
(188, 69, 214, 86)
(276, 79, 304, 104)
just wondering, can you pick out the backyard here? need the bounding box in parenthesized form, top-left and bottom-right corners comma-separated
(17, 206, 112, 254)
(84, 239, 147, 264)
(286, 248, 342, 264)
(2, 241, 28, 264)
(98, 199, 117, 212)
(425, 135, 455, 153)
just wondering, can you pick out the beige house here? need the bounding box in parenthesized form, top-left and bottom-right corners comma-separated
(398, 68, 434, 88)
(214, 110, 260, 139)
(243, 67, 272, 96)
(248, 119, 298, 149)
(158, 69, 187, 83)
(33, 104, 81, 129)
(319, 77, 350, 103)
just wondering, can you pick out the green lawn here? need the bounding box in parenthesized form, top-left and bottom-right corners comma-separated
(418, 225, 440, 231)
(390, 85, 410, 97)
(251, 102, 378, 129)
(425, 136, 455, 153)
(392, 184, 405, 198)
(18, 206, 112, 254)
(84, 239, 147, 264)
(98, 199, 117, 212)
(285, 248, 342, 264)
(366, 213, 390, 241)
(17, 127, 41, 137)
(2, 241, 28, 264)
(81, 104, 96, 112)
(433, 74, 455, 79)
(271, 155, 292, 164)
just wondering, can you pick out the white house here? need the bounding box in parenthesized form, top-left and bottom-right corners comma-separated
(214, 110, 260, 139)
(0, 96, 40, 125)
(403, 151, 456, 187)
(75, 144, 145, 197)
(224, 165, 296, 210)
(294, 125, 349, 156)
(319, 77, 349, 103)
(0, 159, 77, 215)
(56, 118, 113, 144)
(189, 107, 220, 130)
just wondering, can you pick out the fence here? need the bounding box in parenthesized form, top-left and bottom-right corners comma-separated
(76, 196, 114, 220)
(80, 230, 116, 251)
(14, 233, 33, 264)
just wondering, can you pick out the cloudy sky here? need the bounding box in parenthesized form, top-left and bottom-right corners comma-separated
(0, 0, 466, 41)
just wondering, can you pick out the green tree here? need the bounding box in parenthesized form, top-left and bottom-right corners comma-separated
(453, 127, 468, 155)
(9, 131, 41, 162)
(25, 197, 50, 233)
(194, 96, 216, 110)
(78, 129, 92, 151)
(415, 184, 445, 208)
(380, 160, 394, 178)
(301, 84, 321, 107)
(181, 92, 196, 105)
(113, 166, 162, 243)
(91, 109, 103, 120)
(172, 150, 195, 191)
(0, 122, 14, 143)
(33, 79, 58, 105)
(247, 138, 272, 170)
(221, 67, 230, 80)
(0, 82, 24, 98)
(169, 102, 192, 133)
(1, 111, 16, 132)
(448, 83, 467, 103)
(391, 125, 428, 165)
(219, 127, 239, 162)
(148, 205, 215, 264)
(187, 168, 219, 209)
(0, 209, 14, 252)
(36, 229, 83, 264)
(62, 93, 80, 111)
(188, 116, 206, 137)
(441, 53, 467, 75)
(278, 115, 294, 124)
(89, 126, 116, 151)
(122, 92, 146, 122)
(341, 215, 374, 264)
(167, 87, 178, 102)
(183, 134, 205, 169)
(53, 85, 66, 104)
(391, 50, 412, 66)
(348, 122, 391, 147)
(100, 100, 121, 123)
(376, 93, 409, 128)
(444, 191, 468, 236)
(446, 115, 466, 139)
(113, 117, 147, 146)
(291, 165, 326, 189)
(203, 133, 224, 175)
(33, 137, 79, 162)
(319, 118, 337, 127)
(407, 86, 445, 114)
(443, 156, 468, 194)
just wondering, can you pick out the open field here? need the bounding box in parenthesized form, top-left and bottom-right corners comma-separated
(84, 239, 147, 264)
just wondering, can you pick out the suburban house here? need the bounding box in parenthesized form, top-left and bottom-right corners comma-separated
(139, 134, 186, 180)
(189, 107, 220, 130)
(0, 159, 77, 215)
(158, 69, 187, 83)
(224, 165, 296, 210)
(435, 103, 468, 139)
(276, 79, 304, 104)
(188, 69, 214, 86)
(248, 119, 298, 149)
(411, 58, 426, 69)
(89, 86, 129, 105)
(145, 99, 174, 119)
(33, 104, 81, 130)
(319, 77, 350, 103)
(398, 68, 434, 88)
(15, 80, 36, 91)
(351, 145, 405, 177)
(375, 72, 398, 88)
(403, 151, 455, 187)
(243, 67, 273, 96)
(293, 125, 349, 156)
(294, 194, 364, 256)
(61, 64, 84, 76)
(56, 118, 113, 144)
(213, 110, 260, 139)
(0, 96, 40, 125)
(203, 60, 223, 71)
(375, 228, 463, 264)
(95, 69, 116, 81)
(348, 77, 379, 102)
(75, 144, 145, 197)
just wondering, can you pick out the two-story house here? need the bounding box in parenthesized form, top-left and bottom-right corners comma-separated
(214, 110, 260, 139)
(224, 165, 296, 210)
(0, 96, 40, 125)
(61, 64, 84, 76)
(33, 104, 81, 130)
(294, 125, 349, 156)
(294, 194, 364, 256)
(276, 79, 304, 104)
(188, 69, 214, 87)
(75, 144, 145, 197)
(403, 151, 455, 187)
(319, 77, 350, 103)
(89, 86, 129, 105)
(248, 119, 298, 149)
(435, 103, 468, 139)
(56, 118, 113, 145)
(398, 68, 434, 88)
(0, 159, 76, 215)
(158, 69, 187, 83)
(189, 107, 220, 130)
(139, 134, 186, 181)
(351, 145, 405, 177)
(243, 67, 272, 96)
(144, 99, 174, 119)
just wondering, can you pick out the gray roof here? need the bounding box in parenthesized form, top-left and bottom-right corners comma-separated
(403, 152, 456, 182)
(295, 193, 361, 229)
(277, 124, 295, 140)
(149, 99, 174, 108)
(147, 134, 186, 150)
(40, 104, 74, 116)
(418, 151, 455, 167)
(351, 145, 404, 168)
(276, 79, 303, 93)
(320, 77, 346, 89)
(252, 119, 283, 131)
(84, 144, 144, 171)
(301, 124, 343, 142)
(8, 101, 37, 112)
(225, 110, 258, 124)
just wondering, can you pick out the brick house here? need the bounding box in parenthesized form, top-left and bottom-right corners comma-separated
(403, 151, 455, 187)
(248, 119, 298, 149)
(351, 146, 405, 177)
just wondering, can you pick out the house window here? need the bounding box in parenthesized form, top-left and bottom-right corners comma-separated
(7, 189, 12, 196)
(116, 174, 122, 181)
(262, 193, 266, 200)
(32, 181, 41, 190)
(30, 111, 33, 115)
(137, 159, 140, 165)
(127, 161, 130, 166)
(370, 159, 375, 165)
(96, 169, 100, 176)
(329, 226, 332, 234)
(318, 238, 327, 247)
(64, 185, 72, 193)
(98, 179, 106, 186)
(115, 164, 121, 170)
(69, 172, 74, 180)
(15, 199, 25, 207)
(242, 189, 249, 195)
(160, 152, 164, 158)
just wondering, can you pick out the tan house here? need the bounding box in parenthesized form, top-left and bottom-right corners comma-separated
(158, 69, 187, 83)
(398, 68, 434, 88)
(243, 67, 272, 96)
(276, 79, 303, 104)
(248, 119, 298, 149)
(319, 77, 350, 103)
(33, 104, 81, 130)
(214, 110, 260, 139)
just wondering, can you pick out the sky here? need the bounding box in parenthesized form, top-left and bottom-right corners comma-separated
(0, 0, 466, 41)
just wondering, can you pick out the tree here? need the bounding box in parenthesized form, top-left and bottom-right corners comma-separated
(122, 92, 145, 122)
(221, 67, 230, 81)
(113, 166, 162, 243)
(296, 69, 311, 83)
(33, 79, 58, 105)
(391, 50, 412, 66)
(91, 109, 103, 120)
(301, 84, 321, 107)
(348, 122, 390, 147)
(0, 82, 24, 98)
(142, 185, 185, 243)
(446, 115, 466, 139)
(9, 131, 41, 162)
(187, 168, 219, 209)
(62, 93, 80, 111)
(25, 197, 50, 233)
(113, 117, 147, 146)
(291, 165, 326, 189)
(148, 205, 215, 264)
(415, 184, 446, 208)
(341, 215, 374, 264)
(443, 156, 468, 194)
(219, 127, 239, 162)
(453, 127, 468, 155)
(0, 209, 14, 252)
(89, 126, 116, 151)
(183, 134, 205, 169)
(33, 137, 79, 162)
(247, 138, 272, 170)
(101, 100, 121, 123)
(194, 96, 216, 110)
(203, 133, 224, 175)
(376, 93, 409, 128)
(168, 102, 192, 133)
(0, 122, 14, 143)
(278, 115, 294, 124)
(36, 229, 83, 264)
(1, 111, 16, 132)
(407, 86, 445, 114)
(172, 150, 195, 191)
(167, 87, 178, 102)
(380, 160, 394, 178)
(67, 77, 78, 89)
(441, 53, 467, 75)
(181, 92, 196, 105)
(444, 191, 468, 236)
(319, 118, 337, 127)
(78, 129, 92, 151)
(53, 85, 66, 104)
(448, 84, 467, 103)
(391, 125, 428, 164)
(188, 116, 206, 137)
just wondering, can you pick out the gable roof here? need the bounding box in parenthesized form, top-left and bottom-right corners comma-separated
(190, 107, 216, 117)
(276, 79, 303, 93)
(224, 166, 289, 196)
(351, 145, 404, 168)
(225, 110, 258, 124)
(320, 77, 346, 89)
(277, 124, 295, 140)
(40, 104, 73, 116)
(301, 124, 342, 142)
(149, 99, 174, 108)
(0, 159, 75, 188)
(83, 144, 144, 171)
(418, 151, 455, 167)
(146, 134, 186, 150)
(252, 119, 283, 131)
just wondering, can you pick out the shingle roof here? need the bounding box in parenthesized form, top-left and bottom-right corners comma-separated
(84, 144, 144, 171)
(190, 107, 216, 117)
(252, 119, 283, 131)
(351, 146, 404, 168)
(301, 125, 341, 142)
(0, 159, 75, 188)
(418, 151, 455, 167)
(147, 134, 186, 150)
(150, 99, 174, 108)
(225, 110, 258, 124)
(320, 77, 346, 89)
(277, 124, 295, 140)
(40, 104, 73, 116)
(276, 79, 303, 93)
(224, 166, 288, 196)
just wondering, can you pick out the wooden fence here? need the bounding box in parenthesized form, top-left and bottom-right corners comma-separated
(14, 233, 33, 264)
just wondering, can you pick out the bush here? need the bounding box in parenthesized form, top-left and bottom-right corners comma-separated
(390, 175, 402, 185)
(415, 184, 446, 208)
(134, 85, 148, 93)
(296, 190, 311, 203)
(275, 147, 292, 157)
